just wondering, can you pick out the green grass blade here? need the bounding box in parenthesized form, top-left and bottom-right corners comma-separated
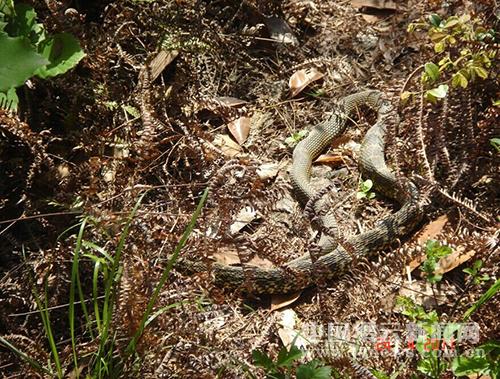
(23, 247, 63, 378)
(463, 279, 500, 320)
(95, 191, 148, 375)
(69, 218, 88, 378)
(0, 337, 52, 375)
(124, 187, 209, 357)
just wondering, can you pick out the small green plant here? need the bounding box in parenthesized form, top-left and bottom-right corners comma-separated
(463, 259, 490, 285)
(403, 13, 496, 103)
(452, 340, 500, 378)
(0, 1, 85, 111)
(252, 344, 331, 379)
(422, 239, 452, 284)
(356, 179, 375, 200)
(285, 129, 308, 148)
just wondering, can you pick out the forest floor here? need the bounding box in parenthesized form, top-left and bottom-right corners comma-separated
(0, 0, 499, 378)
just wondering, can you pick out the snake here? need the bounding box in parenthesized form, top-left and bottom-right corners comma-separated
(181, 90, 421, 294)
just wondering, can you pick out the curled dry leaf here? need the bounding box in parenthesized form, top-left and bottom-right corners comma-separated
(214, 96, 248, 107)
(435, 247, 477, 275)
(271, 291, 302, 311)
(315, 154, 344, 165)
(228, 116, 251, 145)
(213, 134, 242, 157)
(289, 68, 324, 98)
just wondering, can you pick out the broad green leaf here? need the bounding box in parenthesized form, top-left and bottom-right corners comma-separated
(360, 179, 373, 192)
(426, 84, 448, 99)
(277, 345, 303, 368)
(35, 32, 85, 78)
(252, 349, 275, 371)
(428, 14, 441, 27)
(0, 34, 48, 91)
(451, 355, 490, 376)
(296, 361, 332, 379)
(452, 72, 468, 88)
(424, 62, 440, 81)
(477, 340, 500, 355)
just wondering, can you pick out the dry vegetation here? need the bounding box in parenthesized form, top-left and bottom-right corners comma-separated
(0, 0, 498, 378)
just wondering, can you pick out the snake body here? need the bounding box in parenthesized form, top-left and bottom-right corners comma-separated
(189, 90, 421, 294)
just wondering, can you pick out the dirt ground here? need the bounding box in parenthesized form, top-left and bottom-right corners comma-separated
(0, 0, 498, 378)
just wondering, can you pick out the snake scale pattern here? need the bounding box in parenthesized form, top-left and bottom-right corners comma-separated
(188, 90, 422, 294)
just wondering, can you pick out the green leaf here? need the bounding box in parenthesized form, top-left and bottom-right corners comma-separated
(434, 41, 445, 53)
(122, 104, 140, 118)
(452, 72, 468, 88)
(426, 84, 448, 100)
(451, 355, 490, 376)
(0, 34, 48, 91)
(296, 361, 331, 379)
(277, 345, 303, 368)
(473, 66, 488, 79)
(252, 349, 275, 371)
(9, 4, 45, 45)
(360, 179, 373, 192)
(35, 32, 85, 78)
(428, 14, 441, 27)
(490, 138, 500, 152)
(424, 62, 440, 82)
(444, 17, 460, 28)
(0, 87, 18, 111)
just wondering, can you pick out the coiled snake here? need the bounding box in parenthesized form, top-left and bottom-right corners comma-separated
(185, 90, 421, 294)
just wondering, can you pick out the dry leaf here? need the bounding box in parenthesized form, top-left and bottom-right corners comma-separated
(417, 215, 449, 244)
(213, 134, 242, 157)
(271, 291, 302, 311)
(315, 154, 343, 165)
(230, 206, 257, 234)
(289, 68, 324, 97)
(228, 116, 251, 145)
(276, 309, 309, 352)
(213, 248, 274, 268)
(351, 0, 399, 10)
(264, 16, 298, 45)
(362, 14, 384, 23)
(435, 248, 476, 275)
(149, 50, 179, 81)
(257, 162, 281, 180)
(215, 96, 248, 107)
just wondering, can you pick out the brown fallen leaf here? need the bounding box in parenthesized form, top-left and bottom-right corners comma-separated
(213, 248, 274, 268)
(315, 154, 343, 165)
(149, 50, 179, 81)
(289, 68, 324, 98)
(228, 116, 251, 145)
(271, 291, 302, 311)
(276, 309, 310, 354)
(435, 248, 476, 275)
(213, 134, 242, 157)
(214, 96, 248, 107)
(351, 0, 399, 10)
